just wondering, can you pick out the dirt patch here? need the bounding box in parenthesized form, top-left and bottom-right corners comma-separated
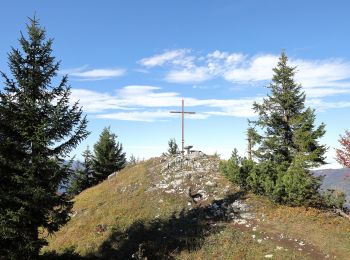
(230, 219, 335, 259)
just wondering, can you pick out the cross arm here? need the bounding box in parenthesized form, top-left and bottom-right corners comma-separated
(170, 111, 196, 114)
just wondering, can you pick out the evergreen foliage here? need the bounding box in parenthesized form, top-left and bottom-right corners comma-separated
(67, 147, 95, 196)
(335, 130, 350, 167)
(220, 149, 253, 190)
(273, 157, 323, 206)
(221, 52, 327, 207)
(0, 18, 88, 259)
(246, 161, 278, 196)
(168, 138, 179, 155)
(250, 51, 326, 206)
(322, 189, 346, 210)
(92, 127, 126, 183)
(252, 51, 327, 167)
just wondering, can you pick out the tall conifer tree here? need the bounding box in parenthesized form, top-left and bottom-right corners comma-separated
(253, 51, 327, 168)
(251, 51, 327, 205)
(92, 127, 126, 183)
(0, 18, 88, 258)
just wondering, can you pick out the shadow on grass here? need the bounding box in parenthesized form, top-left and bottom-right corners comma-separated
(42, 191, 245, 260)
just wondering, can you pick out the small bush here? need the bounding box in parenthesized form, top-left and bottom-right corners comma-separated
(273, 161, 322, 206)
(246, 161, 276, 195)
(222, 150, 332, 209)
(168, 138, 179, 155)
(220, 149, 253, 190)
(322, 189, 347, 210)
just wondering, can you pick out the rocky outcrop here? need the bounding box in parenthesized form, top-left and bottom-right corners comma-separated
(147, 152, 230, 202)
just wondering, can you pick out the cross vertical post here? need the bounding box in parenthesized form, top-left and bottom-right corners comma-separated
(170, 99, 196, 155)
(182, 99, 184, 153)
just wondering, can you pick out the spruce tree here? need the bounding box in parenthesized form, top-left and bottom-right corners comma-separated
(68, 147, 95, 196)
(253, 51, 326, 167)
(251, 51, 327, 205)
(0, 18, 88, 259)
(92, 127, 126, 183)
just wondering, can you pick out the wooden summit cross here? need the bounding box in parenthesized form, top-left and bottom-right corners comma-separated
(170, 99, 196, 155)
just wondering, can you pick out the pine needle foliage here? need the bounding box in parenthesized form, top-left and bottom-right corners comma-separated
(0, 17, 88, 259)
(252, 51, 327, 168)
(222, 52, 328, 207)
(220, 149, 253, 190)
(92, 127, 126, 183)
(250, 52, 327, 206)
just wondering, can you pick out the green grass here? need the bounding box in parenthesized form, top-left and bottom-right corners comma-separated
(42, 157, 350, 259)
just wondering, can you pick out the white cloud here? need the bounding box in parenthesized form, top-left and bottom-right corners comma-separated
(293, 58, 350, 88)
(70, 89, 126, 112)
(166, 67, 213, 83)
(139, 49, 350, 97)
(138, 49, 191, 68)
(71, 85, 258, 121)
(85, 84, 350, 121)
(96, 110, 208, 122)
(117, 85, 180, 107)
(304, 88, 350, 98)
(224, 55, 350, 90)
(203, 99, 258, 117)
(67, 49, 350, 121)
(307, 98, 350, 111)
(224, 54, 278, 82)
(61, 67, 126, 80)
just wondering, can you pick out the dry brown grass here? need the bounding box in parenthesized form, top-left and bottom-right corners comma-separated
(251, 195, 350, 259)
(43, 159, 191, 255)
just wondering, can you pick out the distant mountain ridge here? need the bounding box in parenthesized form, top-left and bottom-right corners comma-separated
(312, 168, 350, 208)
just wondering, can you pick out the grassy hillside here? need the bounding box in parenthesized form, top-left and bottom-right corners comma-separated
(43, 155, 350, 259)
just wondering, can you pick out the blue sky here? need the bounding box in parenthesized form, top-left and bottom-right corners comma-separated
(1, 1, 350, 168)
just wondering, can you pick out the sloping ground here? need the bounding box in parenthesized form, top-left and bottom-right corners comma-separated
(43, 154, 350, 259)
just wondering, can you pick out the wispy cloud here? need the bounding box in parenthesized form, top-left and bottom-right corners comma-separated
(165, 67, 213, 83)
(71, 85, 350, 122)
(307, 98, 350, 111)
(61, 66, 126, 80)
(223, 54, 278, 83)
(139, 49, 350, 98)
(138, 49, 191, 68)
(71, 85, 257, 121)
(293, 58, 350, 88)
(304, 88, 350, 98)
(70, 89, 130, 112)
(96, 110, 208, 122)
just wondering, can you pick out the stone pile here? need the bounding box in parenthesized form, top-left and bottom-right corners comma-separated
(207, 199, 255, 221)
(147, 152, 229, 202)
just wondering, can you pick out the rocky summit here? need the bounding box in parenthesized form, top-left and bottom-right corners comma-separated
(146, 152, 230, 202)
